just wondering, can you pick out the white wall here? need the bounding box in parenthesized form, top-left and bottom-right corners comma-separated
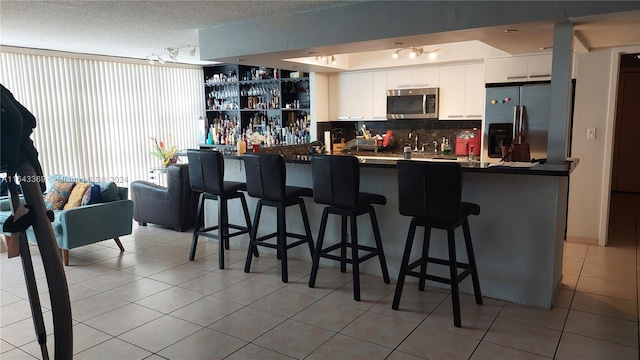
(567, 45, 640, 244)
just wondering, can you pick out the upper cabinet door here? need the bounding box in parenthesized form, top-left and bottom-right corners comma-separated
(485, 56, 528, 83)
(329, 74, 350, 120)
(372, 71, 388, 120)
(527, 53, 552, 80)
(387, 69, 413, 89)
(349, 72, 373, 120)
(464, 63, 485, 119)
(485, 54, 553, 83)
(412, 67, 440, 88)
(438, 65, 466, 120)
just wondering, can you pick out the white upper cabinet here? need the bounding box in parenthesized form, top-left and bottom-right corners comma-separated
(438, 65, 466, 120)
(329, 72, 378, 121)
(329, 74, 350, 120)
(387, 69, 413, 89)
(387, 67, 439, 89)
(372, 71, 388, 120)
(349, 72, 373, 120)
(526, 54, 553, 80)
(464, 63, 485, 119)
(439, 63, 485, 120)
(485, 53, 552, 83)
(411, 67, 440, 88)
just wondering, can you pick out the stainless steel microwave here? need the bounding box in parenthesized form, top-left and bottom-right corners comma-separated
(387, 88, 439, 119)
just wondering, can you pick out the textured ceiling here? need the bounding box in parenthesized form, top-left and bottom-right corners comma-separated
(1, 1, 639, 68)
(0, 0, 355, 64)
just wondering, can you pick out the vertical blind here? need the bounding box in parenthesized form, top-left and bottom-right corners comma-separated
(0, 51, 204, 188)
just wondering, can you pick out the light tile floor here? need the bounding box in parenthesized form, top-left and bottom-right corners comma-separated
(0, 192, 638, 359)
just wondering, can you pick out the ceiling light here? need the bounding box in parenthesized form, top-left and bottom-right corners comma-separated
(504, 29, 518, 34)
(391, 47, 436, 60)
(166, 47, 179, 60)
(306, 51, 316, 55)
(315, 55, 337, 65)
(189, 46, 196, 57)
(393, 42, 403, 46)
(157, 56, 166, 65)
(410, 47, 423, 58)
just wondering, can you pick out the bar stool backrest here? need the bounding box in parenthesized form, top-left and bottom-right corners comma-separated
(397, 161, 462, 222)
(187, 149, 224, 194)
(243, 153, 286, 202)
(311, 155, 359, 209)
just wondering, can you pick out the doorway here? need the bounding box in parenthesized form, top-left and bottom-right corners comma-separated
(611, 53, 640, 193)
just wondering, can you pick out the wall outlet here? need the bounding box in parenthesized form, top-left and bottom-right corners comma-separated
(587, 128, 596, 140)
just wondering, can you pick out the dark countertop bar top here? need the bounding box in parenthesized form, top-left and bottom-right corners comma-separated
(222, 149, 578, 176)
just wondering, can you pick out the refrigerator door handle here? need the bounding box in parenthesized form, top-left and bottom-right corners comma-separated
(519, 105, 525, 143)
(512, 105, 519, 140)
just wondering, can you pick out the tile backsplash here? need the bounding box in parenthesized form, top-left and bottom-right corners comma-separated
(317, 119, 481, 153)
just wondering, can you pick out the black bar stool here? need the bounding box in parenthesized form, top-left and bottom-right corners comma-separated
(243, 153, 315, 283)
(309, 155, 390, 301)
(187, 149, 256, 269)
(393, 161, 482, 328)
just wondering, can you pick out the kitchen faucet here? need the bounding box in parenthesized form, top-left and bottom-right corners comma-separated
(432, 140, 439, 154)
(408, 130, 419, 151)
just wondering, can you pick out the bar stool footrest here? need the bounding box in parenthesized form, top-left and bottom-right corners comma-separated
(320, 244, 380, 264)
(196, 228, 250, 240)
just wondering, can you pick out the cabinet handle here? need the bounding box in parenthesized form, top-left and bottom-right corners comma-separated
(447, 115, 464, 118)
(465, 115, 483, 118)
(350, 116, 364, 120)
(506, 75, 527, 80)
(529, 74, 551, 78)
(372, 116, 387, 120)
(397, 84, 412, 88)
(337, 116, 349, 120)
(413, 83, 429, 87)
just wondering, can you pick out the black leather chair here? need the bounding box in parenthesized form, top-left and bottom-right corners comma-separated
(393, 161, 482, 328)
(243, 153, 315, 283)
(131, 163, 198, 232)
(309, 155, 390, 301)
(187, 149, 256, 269)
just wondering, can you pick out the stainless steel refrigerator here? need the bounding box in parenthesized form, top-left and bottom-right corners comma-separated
(482, 83, 551, 162)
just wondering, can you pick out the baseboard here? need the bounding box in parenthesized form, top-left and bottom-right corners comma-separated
(566, 235, 598, 245)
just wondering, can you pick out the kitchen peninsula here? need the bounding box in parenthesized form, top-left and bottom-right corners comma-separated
(204, 149, 576, 308)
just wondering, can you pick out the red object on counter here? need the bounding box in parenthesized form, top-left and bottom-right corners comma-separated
(455, 129, 481, 156)
(382, 130, 393, 147)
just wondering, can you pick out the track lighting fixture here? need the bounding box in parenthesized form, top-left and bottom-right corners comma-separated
(166, 47, 179, 60)
(392, 47, 438, 60)
(315, 55, 337, 65)
(146, 45, 198, 65)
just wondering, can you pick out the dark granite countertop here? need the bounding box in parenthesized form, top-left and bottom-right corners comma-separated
(222, 147, 578, 176)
